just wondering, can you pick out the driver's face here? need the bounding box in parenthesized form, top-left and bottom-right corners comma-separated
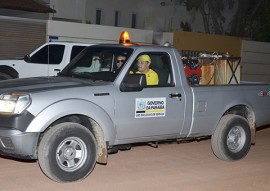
(137, 60, 150, 74)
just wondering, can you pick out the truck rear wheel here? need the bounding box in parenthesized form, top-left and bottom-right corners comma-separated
(211, 114, 251, 161)
(0, 72, 12, 80)
(38, 122, 97, 182)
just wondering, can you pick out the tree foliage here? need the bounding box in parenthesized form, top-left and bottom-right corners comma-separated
(179, 0, 234, 34)
(179, 0, 270, 42)
(229, 0, 270, 42)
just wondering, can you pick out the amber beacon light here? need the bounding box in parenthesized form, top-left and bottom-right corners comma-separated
(119, 31, 131, 44)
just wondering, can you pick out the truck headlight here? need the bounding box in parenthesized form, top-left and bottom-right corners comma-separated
(0, 93, 31, 114)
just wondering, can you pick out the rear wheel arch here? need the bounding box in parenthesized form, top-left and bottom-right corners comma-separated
(223, 105, 255, 143)
(0, 66, 18, 79)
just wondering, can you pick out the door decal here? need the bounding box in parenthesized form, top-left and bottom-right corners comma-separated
(135, 97, 166, 118)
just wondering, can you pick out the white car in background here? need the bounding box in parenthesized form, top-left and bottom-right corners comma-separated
(0, 41, 93, 80)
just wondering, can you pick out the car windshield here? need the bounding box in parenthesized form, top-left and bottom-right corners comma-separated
(60, 46, 133, 82)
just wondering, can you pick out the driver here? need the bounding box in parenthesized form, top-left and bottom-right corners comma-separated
(134, 54, 159, 85)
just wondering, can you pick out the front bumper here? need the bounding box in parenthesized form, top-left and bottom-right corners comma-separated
(0, 128, 40, 160)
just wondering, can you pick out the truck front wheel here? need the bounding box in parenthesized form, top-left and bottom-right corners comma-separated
(38, 122, 97, 182)
(211, 114, 251, 161)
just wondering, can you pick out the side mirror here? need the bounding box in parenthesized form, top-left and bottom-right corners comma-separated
(24, 54, 31, 63)
(120, 74, 146, 92)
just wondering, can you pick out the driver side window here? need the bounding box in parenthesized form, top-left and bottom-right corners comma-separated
(129, 52, 173, 87)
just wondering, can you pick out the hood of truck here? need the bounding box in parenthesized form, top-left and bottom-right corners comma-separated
(0, 76, 112, 93)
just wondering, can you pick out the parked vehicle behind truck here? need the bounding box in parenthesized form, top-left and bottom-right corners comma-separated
(0, 32, 269, 183)
(0, 41, 93, 80)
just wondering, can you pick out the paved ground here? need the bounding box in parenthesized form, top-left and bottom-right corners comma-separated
(1, 127, 270, 191)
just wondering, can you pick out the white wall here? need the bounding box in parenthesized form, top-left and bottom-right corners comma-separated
(46, 20, 154, 44)
(241, 40, 270, 83)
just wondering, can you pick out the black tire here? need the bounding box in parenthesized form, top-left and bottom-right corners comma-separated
(0, 72, 12, 80)
(211, 114, 251, 161)
(38, 122, 97, 182)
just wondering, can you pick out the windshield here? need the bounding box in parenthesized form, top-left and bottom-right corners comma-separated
(60, 46, 133, 82)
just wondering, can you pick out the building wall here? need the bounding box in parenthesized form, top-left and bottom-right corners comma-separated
(49, 0, 86, 22)
(84, 0, 189, 31)
(46, 20, 154, 44)
(49, 0, 205, 32)
(241, 40, 270, 83)
(173, 30, 242, 57)
(0, 16, 46, 59)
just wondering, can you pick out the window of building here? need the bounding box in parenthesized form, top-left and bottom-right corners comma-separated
(114, 11, 119, 26)
(131, 13, 136, 28)
(96, 9, 102, 25)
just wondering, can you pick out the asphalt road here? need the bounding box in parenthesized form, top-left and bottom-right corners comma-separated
(1, 127, 270, 191)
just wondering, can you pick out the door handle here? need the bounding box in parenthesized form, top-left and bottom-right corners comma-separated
(54, 69, 61, 71)
(169, 93, 181, 98)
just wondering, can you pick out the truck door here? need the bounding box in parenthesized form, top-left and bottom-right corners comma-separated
(19, 44, 67, 78)
(114, 52, 186, 141)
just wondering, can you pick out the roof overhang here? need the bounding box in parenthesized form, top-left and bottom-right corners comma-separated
(0, 0, 56, 13)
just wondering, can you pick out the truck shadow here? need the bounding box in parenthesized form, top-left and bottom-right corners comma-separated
(256, 124, 270, 132)
(0, 153, 36, 163)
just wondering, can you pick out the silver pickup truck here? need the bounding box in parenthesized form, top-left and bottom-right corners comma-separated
(0, 43, 270, 183)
